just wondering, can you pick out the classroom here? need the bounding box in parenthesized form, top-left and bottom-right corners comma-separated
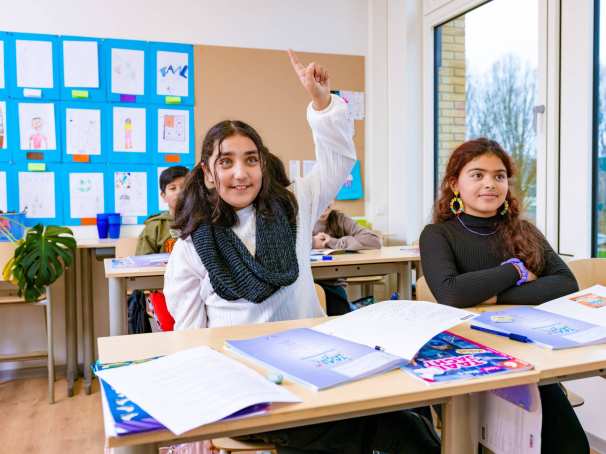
(1, 0, 606, 453)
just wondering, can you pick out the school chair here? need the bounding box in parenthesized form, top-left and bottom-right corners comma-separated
(415, 276, 437, 302)
(314, 282, 327, 313)
(210, 437, 277, 453)
(211, 286, 327, 453)
(115, 236, 139, 258)
(0, 243, 55, 403)
(346, 275, 387, 299)
(567, 258, 606, 289)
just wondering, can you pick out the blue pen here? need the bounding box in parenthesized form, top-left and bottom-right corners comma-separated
(470, 325, 532, 343)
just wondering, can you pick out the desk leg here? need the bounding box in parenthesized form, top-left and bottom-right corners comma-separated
(64, 262, 78, 397)
(397, 262, 412, 300)
(112, 443, 158, 454)
(81, 249, 94, 394)
(441, 394, 478, 454)
(108, 276, 127, 336)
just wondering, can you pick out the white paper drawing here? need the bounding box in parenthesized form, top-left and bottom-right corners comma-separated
(157, 109, 188, 153)
(0, 41, 5, 89)
(156, 51, 189, 96)
(111, 48, 145, 95)
(0, 101, 7, 150)
(18, 103, 56, 150)
(113, 107, 146, 153)
(0, 172, 7, 212)
(339, 91, 365, 120)
(18, 171, 55, 218)
(66, 108, 101, 155)
(63, 40, 99, 88)
(115, 171, 147, 216)
(157, 167, 168, 211)
(69, 172, 104, 218)
(16, 40, 54, 89)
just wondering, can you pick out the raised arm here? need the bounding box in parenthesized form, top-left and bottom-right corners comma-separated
(287, 50, 356, 232)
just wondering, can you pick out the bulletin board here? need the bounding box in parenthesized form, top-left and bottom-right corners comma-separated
(194, 45, 366, 217)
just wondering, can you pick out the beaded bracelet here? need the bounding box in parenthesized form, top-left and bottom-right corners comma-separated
(501, 258, 528, 286)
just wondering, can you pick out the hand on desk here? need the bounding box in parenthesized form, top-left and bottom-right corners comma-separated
(313, 232, 332, 249)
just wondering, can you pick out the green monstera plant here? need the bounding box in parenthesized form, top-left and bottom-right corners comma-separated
(2, 224, 76, 302)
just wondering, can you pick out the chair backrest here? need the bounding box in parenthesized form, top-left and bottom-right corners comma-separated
(314, 283, 327, 314)
(115, 237, 140, 258)
(567, 258, 606, 289)
(416, 275, 437, 303)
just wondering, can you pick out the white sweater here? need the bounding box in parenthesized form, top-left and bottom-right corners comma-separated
(164, 94, 356, 330)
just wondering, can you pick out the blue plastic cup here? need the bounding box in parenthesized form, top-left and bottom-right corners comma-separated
(96, 213, 109, 239)
(108, 213, 122, 239)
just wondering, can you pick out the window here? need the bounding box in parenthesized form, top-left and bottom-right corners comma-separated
(594, 0, 606, 256)
(434, 0, 540, 222)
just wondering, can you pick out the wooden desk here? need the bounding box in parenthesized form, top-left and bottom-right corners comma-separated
(103, 246, 421, 336)
(97, 318, 538, 454)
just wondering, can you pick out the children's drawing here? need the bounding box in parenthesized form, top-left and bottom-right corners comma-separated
(66, 108, 101, 155)
(156, 51, 188, 96)
(124, 118, 133, 149)
(157, 109, 188, 153)
(16, 40, 54, 89)
(18, 171, 55, 218)
(63, 40, 99, 88)
(0, 101, 6, 149)
(111, 48, 145, 95)
(115, 171, 147, 216)
(336, 160, 363, 201)
(113, 107, 146, 152)
(0, 41, 5, 89)
(0, 171, 7, 212)
(18, 103, 56, 151)
(69, 172, 104, 218)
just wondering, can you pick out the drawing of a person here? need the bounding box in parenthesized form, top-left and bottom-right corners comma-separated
(124, 118, 133, 149)
(29, 116, 48, 150)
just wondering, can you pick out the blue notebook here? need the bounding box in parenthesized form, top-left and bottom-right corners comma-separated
(471, 306, 606, 349)
(226, 328, 405, 390)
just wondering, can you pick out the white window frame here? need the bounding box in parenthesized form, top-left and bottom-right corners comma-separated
(421, 0, 560, 247)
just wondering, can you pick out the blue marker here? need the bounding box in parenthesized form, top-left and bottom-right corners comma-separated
(321, 255, 333, 261)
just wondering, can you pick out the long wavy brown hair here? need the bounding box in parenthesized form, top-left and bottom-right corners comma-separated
(173, 120, 298, 238)
(433, 138, 545, 273)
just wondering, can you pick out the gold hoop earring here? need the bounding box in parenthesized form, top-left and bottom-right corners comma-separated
(450, 191, 464, 215)
(500, 200, 509, 216)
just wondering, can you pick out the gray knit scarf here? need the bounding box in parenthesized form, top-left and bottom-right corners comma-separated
(191, 202, 299, 303)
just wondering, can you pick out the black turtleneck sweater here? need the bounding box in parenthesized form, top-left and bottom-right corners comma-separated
(419, 213, 579, 308)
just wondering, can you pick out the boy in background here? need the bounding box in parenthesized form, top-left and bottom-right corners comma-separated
(136, 166, 189, 255)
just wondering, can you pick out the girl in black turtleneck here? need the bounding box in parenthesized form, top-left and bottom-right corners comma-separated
(420, 138, 589, 454)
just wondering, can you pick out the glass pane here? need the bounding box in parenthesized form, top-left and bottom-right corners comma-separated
(595, 1, 606, 256)
(434, 0, 539, 221)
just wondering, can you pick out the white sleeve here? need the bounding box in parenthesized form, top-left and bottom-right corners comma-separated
(163, 237, 208, 330)
(296, 94, 357, 233)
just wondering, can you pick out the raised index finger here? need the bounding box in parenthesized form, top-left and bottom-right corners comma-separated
(288, 49, 304, 71)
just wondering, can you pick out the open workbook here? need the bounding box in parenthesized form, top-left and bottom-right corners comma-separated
(472, 285, 606, 349)
(226, 300, 477, 390)
(95, 346, 301, 436)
